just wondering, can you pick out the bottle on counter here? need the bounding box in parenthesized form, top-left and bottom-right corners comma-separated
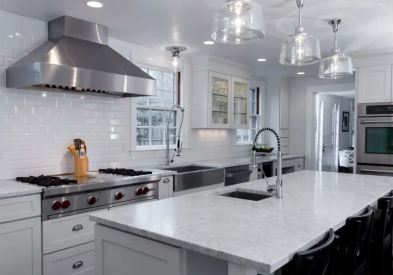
(80, 144, 86, 158)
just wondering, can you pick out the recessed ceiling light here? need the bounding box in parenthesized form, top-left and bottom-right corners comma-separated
(204, 41, 214, 45)
(236, 38, 241, 42)
(297, 72, 305, 75)
(87, 1, 103, 8)
(257, 58, 266, 62)
(147, 58, 153, 61)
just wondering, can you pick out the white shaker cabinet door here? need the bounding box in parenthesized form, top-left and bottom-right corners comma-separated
(0, 217, 41, 275)
(158, 176, 174, 200)
(279, 87, 290, 130)
(358, 65, 392, 103)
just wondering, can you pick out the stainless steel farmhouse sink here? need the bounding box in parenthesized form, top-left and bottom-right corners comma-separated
(159, 165, 224, 193)
(219, 190, 274, 201)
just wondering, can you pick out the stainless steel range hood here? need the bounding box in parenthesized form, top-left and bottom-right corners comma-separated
(6, 16, 156, 98)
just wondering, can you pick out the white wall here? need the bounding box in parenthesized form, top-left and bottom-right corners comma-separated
(0, 10, 256, 180)
(289, 76, 356, 157)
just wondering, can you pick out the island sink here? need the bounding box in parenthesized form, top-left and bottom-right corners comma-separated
(219, 190, 274, 201)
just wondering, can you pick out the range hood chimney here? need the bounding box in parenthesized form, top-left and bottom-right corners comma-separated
(6, 16, 157, 98)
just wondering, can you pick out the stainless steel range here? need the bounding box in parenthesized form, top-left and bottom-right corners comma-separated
(16, 169, 161, 221)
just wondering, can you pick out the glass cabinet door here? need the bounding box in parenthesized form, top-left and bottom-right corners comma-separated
(232, 78, 249, 128)
(209, 72, 231, 128)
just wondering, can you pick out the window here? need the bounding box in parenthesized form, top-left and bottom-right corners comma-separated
(237, 88, 259, 144)
(136, 68, 178, 148)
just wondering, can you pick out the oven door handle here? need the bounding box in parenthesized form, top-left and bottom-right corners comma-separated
(360, 120, 393, 124)
(360, 168, 393, 174)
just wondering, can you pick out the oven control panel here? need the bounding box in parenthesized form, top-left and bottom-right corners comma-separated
(42, 182, 158, 221)
(366, 105, 393, 115)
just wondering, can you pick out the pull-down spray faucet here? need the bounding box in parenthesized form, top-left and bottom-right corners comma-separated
(251, 127, 283, 199)
(166, 104, 185, 166)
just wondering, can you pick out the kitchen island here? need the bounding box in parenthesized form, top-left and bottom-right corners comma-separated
(90, 171, 393, 275)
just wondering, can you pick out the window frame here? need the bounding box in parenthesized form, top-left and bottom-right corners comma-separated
(131, 65, 180, 151)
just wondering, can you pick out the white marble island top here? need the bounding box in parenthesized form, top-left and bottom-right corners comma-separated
(90, 171, 393, 273)
(0, 179, 42, 199)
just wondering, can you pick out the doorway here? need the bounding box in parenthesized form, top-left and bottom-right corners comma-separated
(317, 97, 339, 172)
(315, 92, 355, 172)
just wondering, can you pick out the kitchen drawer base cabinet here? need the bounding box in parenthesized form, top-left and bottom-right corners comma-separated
(43, 242, 95, 275)
(0, 217, 42, 275)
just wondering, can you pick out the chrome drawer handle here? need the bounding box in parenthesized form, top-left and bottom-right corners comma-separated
(72, 261, 83, 269)
(163, 178, 170, 183)
(360, 169, 393, 174)
(72, 224, 83, 231)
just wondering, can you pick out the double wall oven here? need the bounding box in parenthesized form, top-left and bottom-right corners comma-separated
(357, 103, 393, 176)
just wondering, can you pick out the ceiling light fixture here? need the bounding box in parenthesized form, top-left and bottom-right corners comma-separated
(204, 41, 215, 45)
(257, 58, 266, 62)
(211, 0, 265, 44)
(87, 1, 103, 8)
(319, 19, 353, 79)
(165, 46, 188, 73)
(280, 0, 321, 66)
(297, 72, 305, 75)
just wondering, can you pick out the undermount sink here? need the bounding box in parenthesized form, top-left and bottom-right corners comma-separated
(219, 190, 273, 201)
(159, 165, 214, 173)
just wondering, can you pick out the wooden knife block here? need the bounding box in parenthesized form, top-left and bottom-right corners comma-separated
(74, 157, 89, 177)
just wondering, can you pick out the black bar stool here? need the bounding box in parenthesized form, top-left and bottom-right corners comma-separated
(370, 194, 393, 275)
(282, 228, 339, 275)
(336, 205, 375, 275)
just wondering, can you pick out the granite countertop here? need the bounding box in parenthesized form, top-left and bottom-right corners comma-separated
(90, 171, 393, 273)
(0, 180, 42, 199)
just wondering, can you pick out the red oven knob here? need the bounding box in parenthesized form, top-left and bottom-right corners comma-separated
(135, 188, 143, 196)
(52, 201, 62, 210)
(115, 192, 124, 200)
(87, 196, 97, 205)
(143, 187, 150, 194)
(62, 200, 71, 209)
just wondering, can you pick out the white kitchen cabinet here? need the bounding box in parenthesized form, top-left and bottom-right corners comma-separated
(357, 65, 392, 103)
(95, 224, 182, 275)
(231, 77, 250, 129)
(43, 242, 95, 275)
(158, 176, 174, 200)
(279, 87, 290, 130)
(191, 56, 251, 129)
(0, 194, 40, 224)
(295, 158, 304, 172)
(0, 217, 42, 275)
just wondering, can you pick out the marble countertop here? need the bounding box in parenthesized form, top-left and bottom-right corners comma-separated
(90, 171, 393, 273)
(0, 180, 42, 199)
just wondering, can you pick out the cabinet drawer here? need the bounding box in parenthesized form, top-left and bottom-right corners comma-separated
(0, 194, 40, 224)
(282, 159, 295, 168)
(280, 129, 289, 138)
(43, 209, 107, 254)
(280, 138, 289, 147)
(295, 158, 304, 171)
(159, 176, 174, 200)
(43, 242, 95, 275)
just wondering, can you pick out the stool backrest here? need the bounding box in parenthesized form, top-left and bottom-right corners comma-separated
(344, 206, 374, 275)
(376, 195, 393, 241)
(292, 229, 338, 275)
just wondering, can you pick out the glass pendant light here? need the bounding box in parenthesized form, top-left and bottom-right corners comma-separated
(280, 0, 321, 66)
(165, 46, 188, 73)
(211, 0, 265, 44)
(319, 19, 353, 79)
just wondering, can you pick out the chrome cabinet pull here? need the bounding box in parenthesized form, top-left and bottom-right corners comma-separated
(360, 169, 393, 174)
(72, 261, 83, 269)
(163, 178, 170, 183)
(72, 224, 83, 231)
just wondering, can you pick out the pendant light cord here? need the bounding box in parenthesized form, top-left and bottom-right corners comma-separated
(296, 0, 304, 27)
(334, 32, 338, 51)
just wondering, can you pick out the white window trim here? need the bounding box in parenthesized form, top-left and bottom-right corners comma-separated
(236, 86, 266, 145)
(130, 66, 181, 152)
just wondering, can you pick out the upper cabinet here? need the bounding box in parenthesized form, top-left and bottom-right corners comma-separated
(191, 56, 251, 129)
(357, 65, 392, 103)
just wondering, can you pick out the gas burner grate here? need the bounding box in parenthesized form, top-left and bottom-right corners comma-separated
(99, 168, 153, 177)
(16, 175, 77, 187)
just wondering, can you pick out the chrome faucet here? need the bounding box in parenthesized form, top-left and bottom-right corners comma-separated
(251, 127, 283, 199)
(166, 104, 185, 166)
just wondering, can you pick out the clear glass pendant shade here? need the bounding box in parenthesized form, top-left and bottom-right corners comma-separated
(211, 0, 265, 44)
(172, 55, 181, 73)
(280, 33, 321, 66)
(319, 54, 353, 79)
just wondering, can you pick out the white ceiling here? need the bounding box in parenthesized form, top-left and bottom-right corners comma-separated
(0, 0, 392, 77)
